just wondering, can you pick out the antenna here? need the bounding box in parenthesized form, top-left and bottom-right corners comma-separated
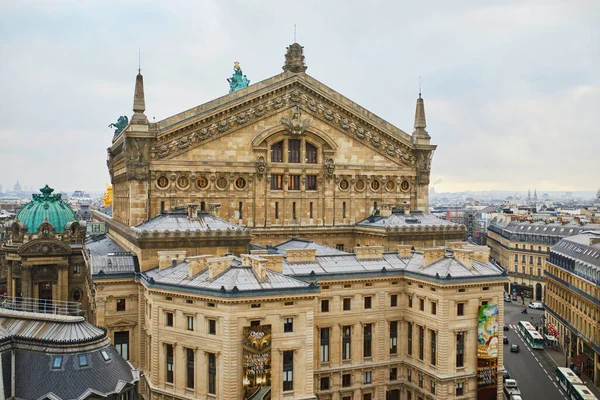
(294, 24, 297, 42)
(138, 46, 141, 73)
(419, 76, 422, 98)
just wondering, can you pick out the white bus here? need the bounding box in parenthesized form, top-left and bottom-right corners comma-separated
(570, 384, 598, 400)
(518, 321, 544, 349)
(556, 367, 584, 395)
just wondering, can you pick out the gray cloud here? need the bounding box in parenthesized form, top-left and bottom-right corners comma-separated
(0, 0, 598, 193)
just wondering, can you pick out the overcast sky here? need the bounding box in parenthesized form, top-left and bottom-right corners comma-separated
(0, 0, 598, 194)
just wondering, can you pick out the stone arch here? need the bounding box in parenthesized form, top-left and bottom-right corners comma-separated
(251, 124, 338, 152)
(535, 282, 542, 301)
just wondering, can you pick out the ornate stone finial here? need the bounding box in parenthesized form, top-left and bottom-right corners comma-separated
(280, 105, 310, 136)
(283, 43, 307, 73)
(227, 61, 250, 93)
(40, 185, 54, 197)
(412, 92, 430, 144)
(132, 70, 148, 124)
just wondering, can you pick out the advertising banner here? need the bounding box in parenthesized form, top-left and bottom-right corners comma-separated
(477, 304, 499, 400)
(242, 325, 272, 399)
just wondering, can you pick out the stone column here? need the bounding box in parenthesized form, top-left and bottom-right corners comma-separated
(59, 265, 69, 302)
(21, 267, 32, 299)
(352, 322, 362, 364)
(331, 324, 341, 366)
(6, 265, 12, 297)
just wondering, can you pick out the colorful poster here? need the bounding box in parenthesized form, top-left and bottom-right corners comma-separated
(242, 325, 272, 399)
(477, 304, 499, 400)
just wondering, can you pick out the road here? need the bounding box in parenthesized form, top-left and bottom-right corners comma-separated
(503, 300, 568, 400)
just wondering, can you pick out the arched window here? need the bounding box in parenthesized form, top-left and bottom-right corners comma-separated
(271, 141, 283, 162)
(305, 142, 317, 164)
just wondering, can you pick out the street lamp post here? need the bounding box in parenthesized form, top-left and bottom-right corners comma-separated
(565, 335, 571, 368)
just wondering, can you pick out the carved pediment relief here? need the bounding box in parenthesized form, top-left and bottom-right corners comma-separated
(150, 80, 417, 166)
(17, 239, 72, 257)
(33, 266, 58, 282)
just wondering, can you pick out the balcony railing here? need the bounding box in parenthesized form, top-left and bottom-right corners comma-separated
(0, 296, 82, 316)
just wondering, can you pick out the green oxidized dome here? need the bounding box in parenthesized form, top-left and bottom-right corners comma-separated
(17, 185, 77, 233)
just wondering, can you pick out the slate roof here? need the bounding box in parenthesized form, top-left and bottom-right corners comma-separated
(135, 208, 246, 233)
(552, 231, 600, 268)
(268, 238, 348, 256)
(282, 251, 504, 280)
(144, 259, 312, 294)
(85, 234, 138, 276)
(491, 218, 600, 238)
(357, 211, 460, 229)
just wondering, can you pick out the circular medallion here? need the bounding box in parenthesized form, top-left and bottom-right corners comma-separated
(371, 180, 380, 191)
(355, 179, 365, 191)
(216, 177, 228, 190)
(235, 177, 247, 190)
(386, 180, 395, 191)
(400, 180, 410, 192)
(339, 179, 350, 191)
(157, 176, 169, 189)
(177, 175, 190, 189)
(197, 176, 209, 189)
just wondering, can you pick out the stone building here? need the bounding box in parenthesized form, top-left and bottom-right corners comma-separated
(544, 231, 600, 389)
(487, 215, 600, 301)
(106, 42, 465, 251)
(0, 185, 92, 316)
(89, 231, 507, 400)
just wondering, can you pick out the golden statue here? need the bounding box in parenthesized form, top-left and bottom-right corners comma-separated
(102, 183, 113, 207)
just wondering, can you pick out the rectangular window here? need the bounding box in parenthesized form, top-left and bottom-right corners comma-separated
(336, 244, 345, 251)
(238, 201, 243, 219)
(114, 331, 129, 360)
(530, 256, 534, 264)
(537, 256, 542, 265)
(289, 175, 300, 190)
(78, 354, 88, 367)
(419, 298, 424, 311)
(407, 369, 412, 382)
(52, 355, 63, 369)
(271, 174, 283, 190)
(250, 320, 261, 327)
(364, 296, 372, 309)
(320, 376, 330, 390)
(292, 202, 297, 219)
(522, 255, 526, 263)
(419, 374, 423, 388)
(430, 330, 437, 365)
(73, 264, 81, 274)
(342, 201, 346, 218)
(457, 303, 464, 316)
(456, 382, 464, 396)
(116, 298, 126, 312)
(342, 325, 351, 360)
(342, 373, 351, 387)
(408, 295, 413, 308)
(187, 316, 194, 331)
(208, 352, 216, 394)
(390, 367, 398, 381)
(321, 299, 329, 312)
(186, 348, 195, 389)
(364, 394, 372, 400)
(407, 322, 413, 356)
(275, 202, 279, 219)
(309, 202, 313, 219)
(538, 268, 541, 276)
(456, 332, 465, 367)
(390, 321, 398, 354)
(306, 175, 317, 190)
(166, 312, 174, 327)
(305, 142, 317, 163)
(431, 380, 436, 394)
(391, 294, 398, 307)
(418, 326, 424, 360)
(208, 319, 216, 335)
(364, 323, 372, 357)
(320, 327, 330, 362)
(514, 254, 518, 262)
(288, 139, 301, 163)
(364, 371, 372, 384)
(431, 302, 437, 315)
(284, 317, 293, 333)
(407, 391, 412, 400)
(271, 141, 283, 162)
(343, 298, 351, 311)
(166, 344, 174, 384)
(283, 350, 294, 391)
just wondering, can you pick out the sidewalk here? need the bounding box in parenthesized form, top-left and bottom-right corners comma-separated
(544, 346, 600, 398)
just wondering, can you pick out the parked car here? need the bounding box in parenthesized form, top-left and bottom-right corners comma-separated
(504, 336, 509, 344)
(504, 323, 509, 331)
(504, 296, 512, 302)
(510, 344, 520, 353)
(503, 370, 511, 380)
(528, 302, 544, 309)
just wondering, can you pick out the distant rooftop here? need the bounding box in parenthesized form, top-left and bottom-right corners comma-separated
(85, 234, 138, 276)
(266, 238, 348, 256)
(357, 210, 462, 229)
(135, 208, 247, 233)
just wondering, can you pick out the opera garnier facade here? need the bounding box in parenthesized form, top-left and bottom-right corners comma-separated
(83, 43, 508, 400)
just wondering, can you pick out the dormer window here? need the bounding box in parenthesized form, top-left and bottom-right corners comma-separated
(100, 349, 111, 361)
(78, 354, 88, 367)
(52, 355, 63, 369)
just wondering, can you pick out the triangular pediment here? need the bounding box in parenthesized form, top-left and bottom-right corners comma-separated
(149, 72, 420, 166)
(106, 318, 137, 328)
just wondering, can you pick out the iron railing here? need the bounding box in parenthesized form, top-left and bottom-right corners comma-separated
(0, 296, 82, 316)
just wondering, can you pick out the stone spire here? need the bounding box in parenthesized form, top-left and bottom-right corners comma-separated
(131, 69, 148, 124)
(283, 43, 307, 73)
(534, 189, 538, 201)
(412, 93, 430, 144)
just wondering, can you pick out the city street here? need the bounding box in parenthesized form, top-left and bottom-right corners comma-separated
(503, 300, 568, 400)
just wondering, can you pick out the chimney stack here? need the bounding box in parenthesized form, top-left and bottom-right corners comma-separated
(187, 204, 198, 218)
(423, 247, 446, 267)
(285, 249, 317, 263)
(158, 250, 187, 270)
(397, 245, 412, 258)
(453, 249, 474, 269)
(354, 246, 385, 260)
(207, 256, 234, 279)
(187, 255, 212, 277)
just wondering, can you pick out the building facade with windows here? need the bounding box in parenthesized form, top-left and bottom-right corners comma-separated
(544, 231, 600, 389)
(89, 229, 507, 400)
(105, 42, 466, 252)
(487, 216, 600, 301)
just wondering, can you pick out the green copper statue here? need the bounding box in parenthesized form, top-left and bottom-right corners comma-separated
(227, 61, 250, 93)
(109, 116, 129, 136)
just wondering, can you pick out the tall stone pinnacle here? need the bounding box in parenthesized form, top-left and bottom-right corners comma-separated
(132, 69, 148, 124)
(283, 43, 308, 73)
(412, 93, 429, 144)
